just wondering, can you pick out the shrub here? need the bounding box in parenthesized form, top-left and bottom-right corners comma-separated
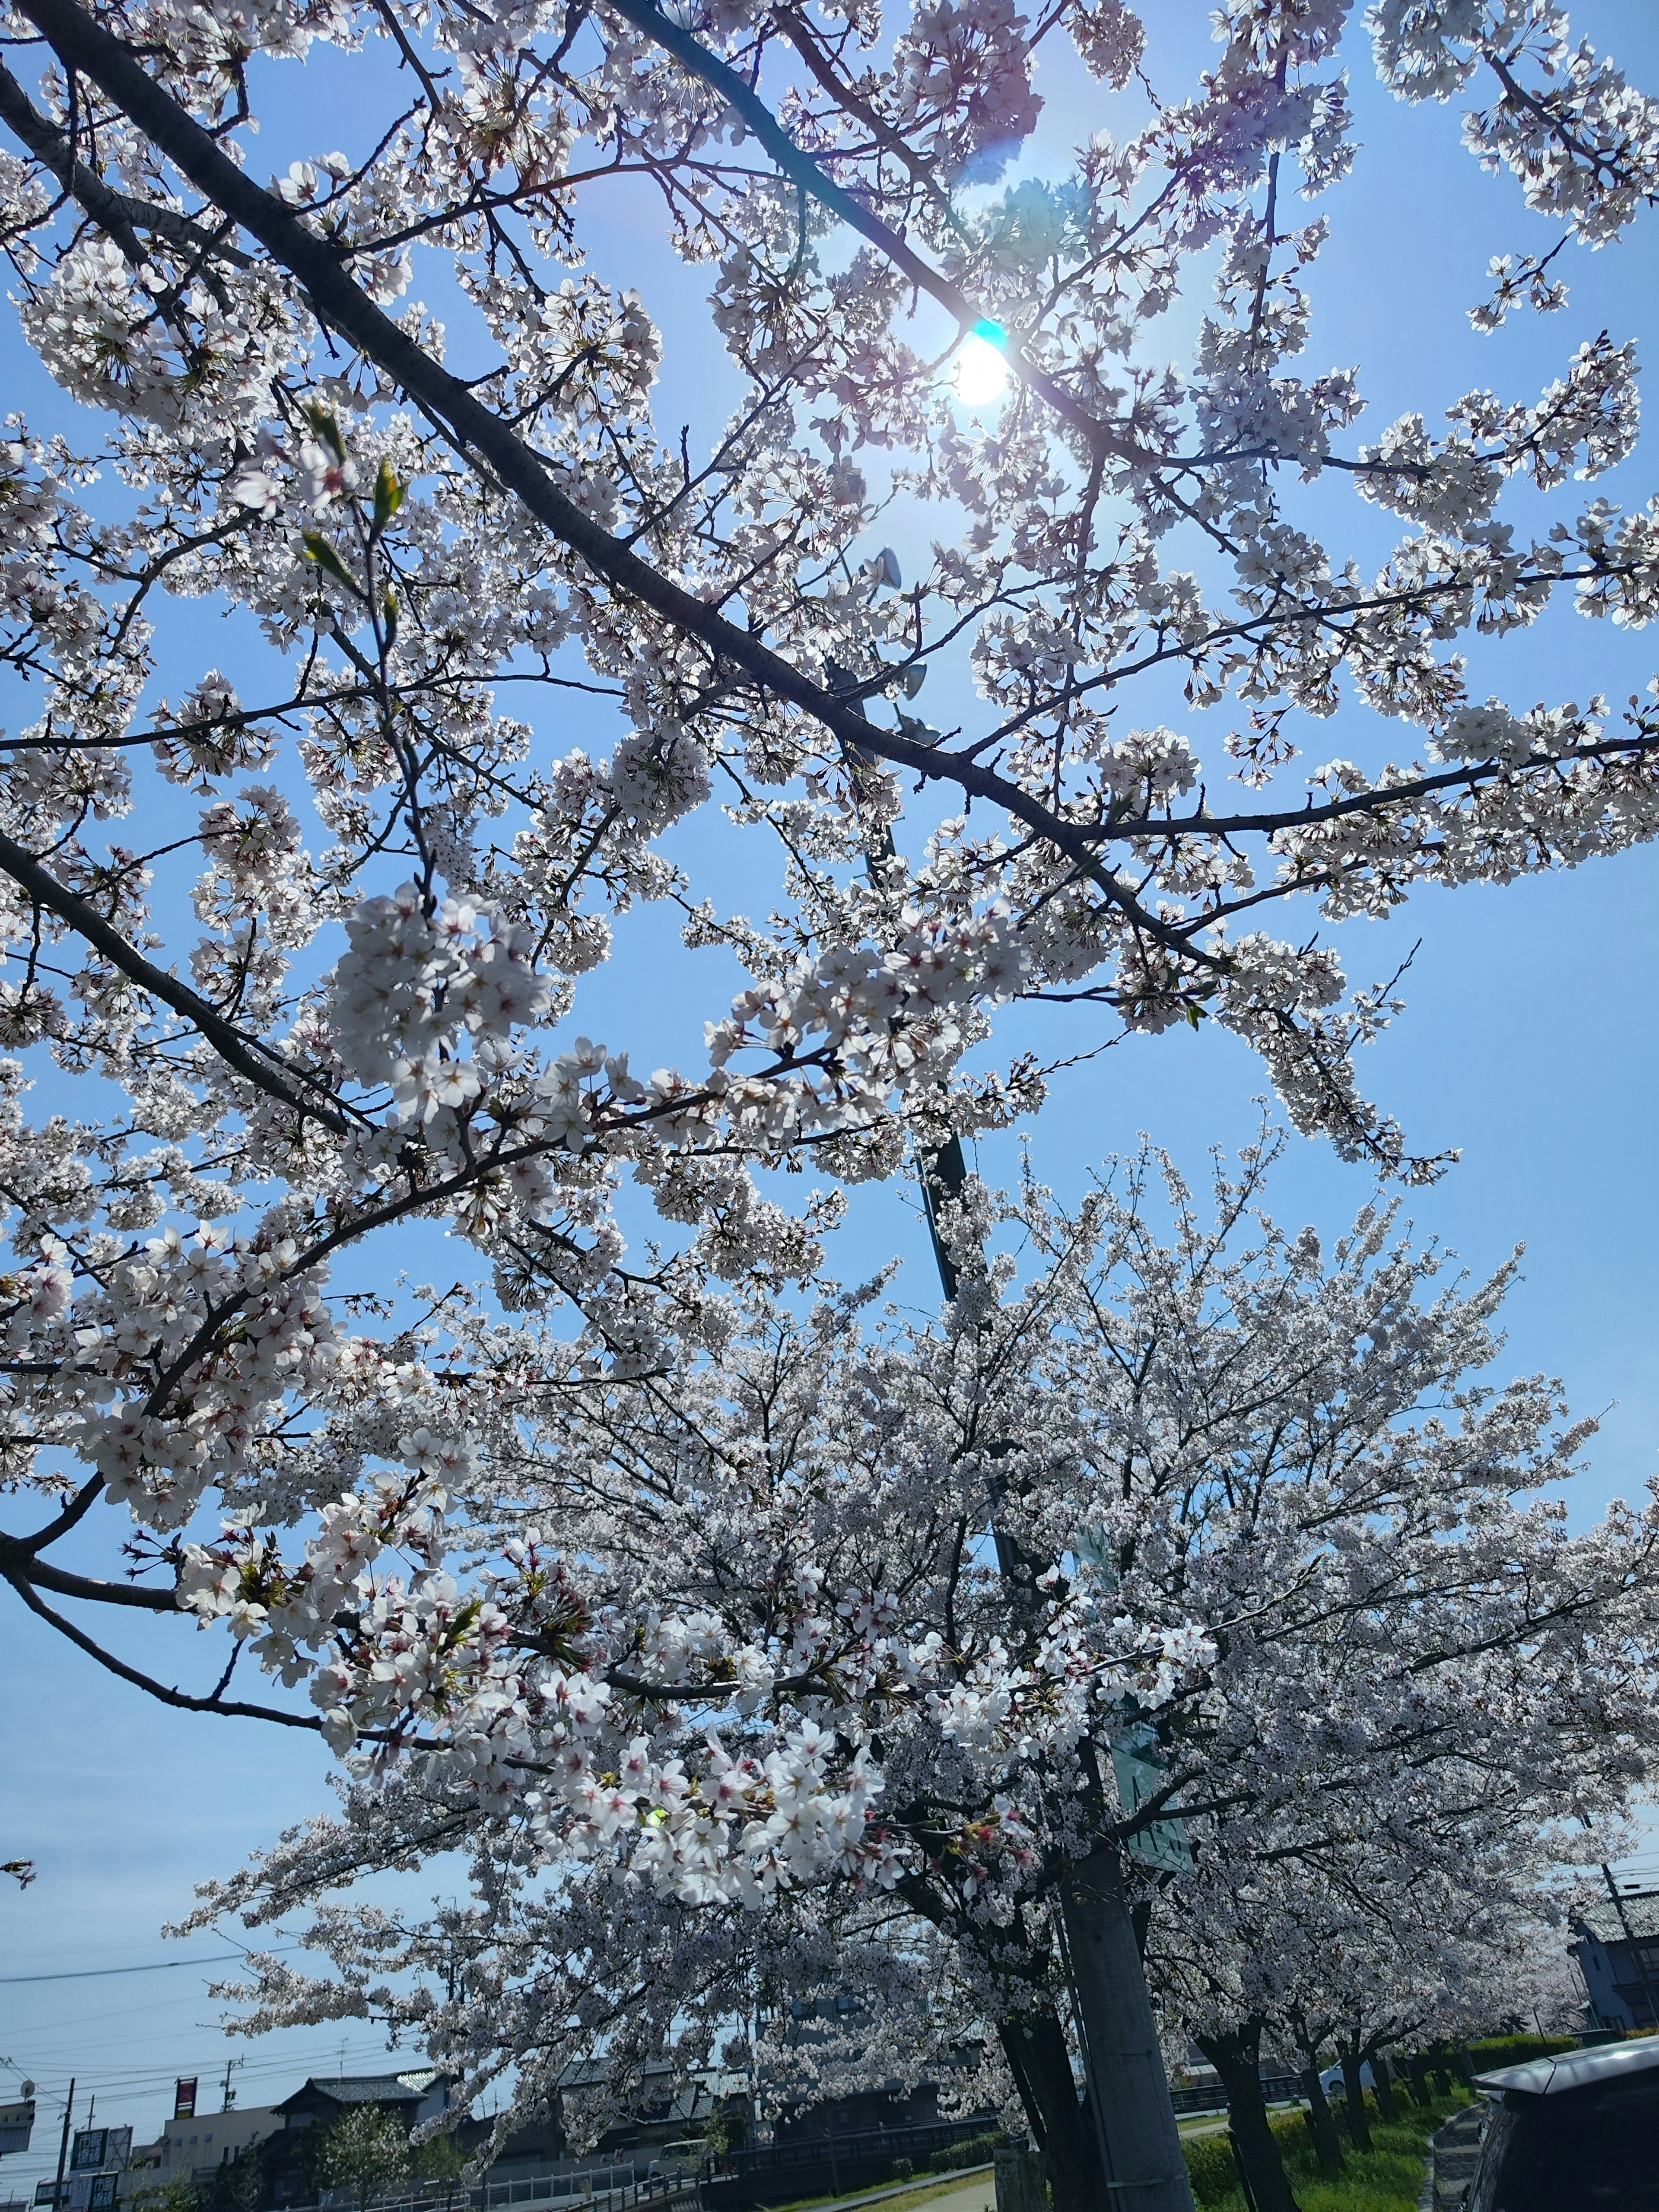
(1466, 2035, 1579, 2071)
(1181, 2136, 1240, 2208)
(1268, 2113, 1310, 2159)
(927, 2133, 1010, 2174)
(890, 2160, 914, 2183)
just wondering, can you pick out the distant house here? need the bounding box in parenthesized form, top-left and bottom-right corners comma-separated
(262, 2074, 456, 2208)
(273, 2075, 454, 2136)
(1572, 1892, 1659, 2031)
(555, 2061, 749, 2162)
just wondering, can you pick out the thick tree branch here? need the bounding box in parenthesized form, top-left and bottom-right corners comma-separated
(604, 0, 1135, 462)
(0, 1536, 179, 1610)
(0, 56, 252, 269)
(0, 825, 353, 1133)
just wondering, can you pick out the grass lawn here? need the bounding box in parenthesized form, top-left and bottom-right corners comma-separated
(1188, 2091, 1474, 2212)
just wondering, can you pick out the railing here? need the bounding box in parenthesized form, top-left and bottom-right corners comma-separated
(292, 2166, 693, 2212)
(698, 2119, 1001, 2212)
(1170, 2074, 1302, 2117)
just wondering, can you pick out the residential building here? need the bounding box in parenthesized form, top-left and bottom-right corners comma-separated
(262, 2075, 455, 2209)
(130, 2107, 285, 2187)
(1571, 1891, 1659, 2031)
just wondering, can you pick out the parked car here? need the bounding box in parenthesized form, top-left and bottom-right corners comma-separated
(1316, 2062, 1374, 2096)
(1462, 2036, 1659, 2210)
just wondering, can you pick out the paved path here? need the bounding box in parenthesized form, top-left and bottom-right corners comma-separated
(1427, 2107, 1484, 2210)
(770, 2170, 997, 2212)
(871, 2176, 997, 2212)
(756, 2159, 995, 2212)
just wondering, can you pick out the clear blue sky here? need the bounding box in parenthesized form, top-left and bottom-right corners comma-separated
(3, 0, 1659, 2172)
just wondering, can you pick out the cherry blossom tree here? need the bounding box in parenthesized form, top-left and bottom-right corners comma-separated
(99, 1137, 1653, 2212)
(2, 0, 1658, 1725)
(1, 0, 1659, 2201)
(1152, 1822, 1609, 2208)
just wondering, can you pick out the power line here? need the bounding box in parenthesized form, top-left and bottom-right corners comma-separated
(1, 1947, 302, 1987)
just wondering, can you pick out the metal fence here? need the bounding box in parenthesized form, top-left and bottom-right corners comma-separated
(1169, 2074, 1301, 2117)
(699, 2117, 1001, 2212)
(296, 2165, 693, 2212)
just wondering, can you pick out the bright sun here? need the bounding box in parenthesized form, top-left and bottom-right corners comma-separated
(955, 323, 1010, 405)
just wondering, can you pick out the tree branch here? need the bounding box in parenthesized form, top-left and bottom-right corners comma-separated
(2, 0, 1192, 959)
(0, 1563, 336, 1728)
(603, 0, 1133, 462)
(0, 1537, 179, 1610)
(0, 824, 352, 1132)
(0, 56, 252, 270)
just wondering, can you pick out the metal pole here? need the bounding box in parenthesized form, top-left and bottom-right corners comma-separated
(1600, 1866, 1659, 2030)
(53, 2081, 76, 2212)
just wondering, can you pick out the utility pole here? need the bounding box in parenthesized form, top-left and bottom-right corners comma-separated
(922, 1138, 1192, 2210)
(839, 687, 1195, 2212)
(1600, 1865, 1659, 2031)
(51, 2080, 75, 2212)
(219, 2060, 240, 2113)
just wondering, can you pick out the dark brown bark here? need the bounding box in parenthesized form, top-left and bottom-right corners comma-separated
(1297, 2066, 1345, 2174)
(997, 2005, 1107, 2212)
(1338, 2052, 1371, 2150)
(1368, 2051, 1399, 2122)
(1195, 2025, 1301, 2212)
(1405, 2056, 1431, 2107)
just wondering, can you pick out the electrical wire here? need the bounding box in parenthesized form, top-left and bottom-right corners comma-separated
(0, 1947, 302, 1987)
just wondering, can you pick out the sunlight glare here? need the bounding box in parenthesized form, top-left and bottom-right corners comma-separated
(956, 327, 1010, 406)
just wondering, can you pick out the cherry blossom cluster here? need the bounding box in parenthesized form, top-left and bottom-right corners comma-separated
(0, 0, 1651, 2174)
(144, 1137, 1659, 2170)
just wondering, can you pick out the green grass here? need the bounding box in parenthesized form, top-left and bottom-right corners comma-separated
(1185, 2090, 1472, 2212)
(754, 2168, 995, 2212)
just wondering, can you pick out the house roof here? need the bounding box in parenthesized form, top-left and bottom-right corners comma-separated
(276, 2073, 446, 2114)
(1475, 2037, 1659, 2099)
(1574, 1891, 1659, 1945)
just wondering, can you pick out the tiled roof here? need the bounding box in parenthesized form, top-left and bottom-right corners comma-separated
(1575, 1892, 1659, 1944)
(281, 2073, 444, 2109)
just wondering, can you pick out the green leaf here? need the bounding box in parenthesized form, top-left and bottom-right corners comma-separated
(372, 457, 403, 528)
(302, 532, 361, 595)
(382, 585, 399, 646)
(302, 403, 347, 464)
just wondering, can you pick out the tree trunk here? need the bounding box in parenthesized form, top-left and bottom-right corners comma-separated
(1368, 2052, 1398, 2122)
(1195, 2026, 1300, 2212)
(1338, 2053, 1371, 2151)
(998, 2005, 1106, 2212)
(1060, 1848, 1195, 2212)
(1405, 2057, 1430, 2107)
(1297, 2066, 1344, 2174)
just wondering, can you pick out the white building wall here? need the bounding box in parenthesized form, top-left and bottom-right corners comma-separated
(133, 2108, 283, 2183)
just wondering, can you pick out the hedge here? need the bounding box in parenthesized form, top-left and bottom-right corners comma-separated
(1464, 2035, 1579, 2071)
(1181, 2136, 1239, 2208)
(927, 2133, 1012, 2174)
